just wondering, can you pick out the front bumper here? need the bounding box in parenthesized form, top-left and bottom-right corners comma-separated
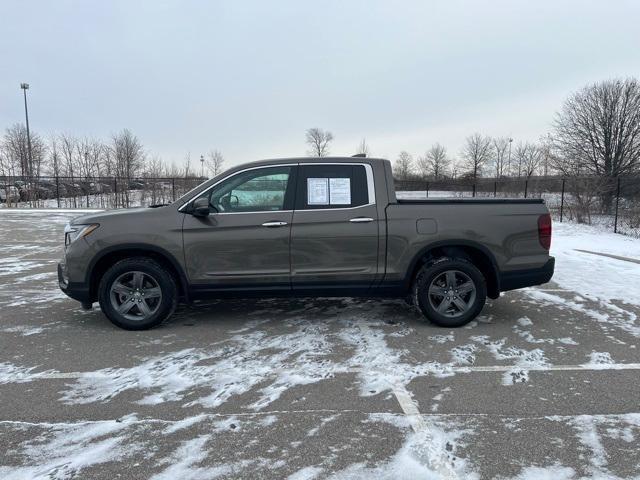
(499, 256, 555, 292)
(58, 262, 91, 304)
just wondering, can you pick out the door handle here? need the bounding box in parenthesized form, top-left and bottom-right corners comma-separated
(261, 221, 288, 227)
(349, 217, 374, 223)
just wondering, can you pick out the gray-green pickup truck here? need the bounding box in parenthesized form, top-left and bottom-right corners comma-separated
(58, 156, 554, 330)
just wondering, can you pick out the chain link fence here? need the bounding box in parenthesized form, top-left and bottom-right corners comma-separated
(1, 174, 639, 238)
(395, 176, 640, 238)
(0, 176, 205, 210)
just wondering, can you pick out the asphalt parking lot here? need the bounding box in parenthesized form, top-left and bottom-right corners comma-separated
(1, 210, 639, 479)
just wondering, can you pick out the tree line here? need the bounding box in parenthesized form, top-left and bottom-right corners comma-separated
(2, 77, 639, 187)
(305, 77, 640, 184)
(0, 128, 226, 181)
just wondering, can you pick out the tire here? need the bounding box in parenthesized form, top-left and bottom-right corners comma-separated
(98, 257, 178, 330)
(413, 257, 487, 328)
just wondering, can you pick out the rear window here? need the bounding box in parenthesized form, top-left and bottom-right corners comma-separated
(296, 165, 369, 210)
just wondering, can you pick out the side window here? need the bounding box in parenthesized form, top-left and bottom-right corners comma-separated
(296, 165, 369, 210)
(205, 166, 292, 213)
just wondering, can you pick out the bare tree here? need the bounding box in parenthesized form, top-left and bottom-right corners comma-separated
(183, 152, 194, 178)
(144, 155, 166, 177)
(1, 124, 29, 177)
(355, 138, 370, 157)
(48, 136, 60, 178)
(111, 129, 144, 179)
(553, 78, 640, 177)
(206, 150, 225, 177)
(76, 138, 103, 180)
(514, 142, 543, 178)
(538, 134, 553, 177)
(111, 129, 145, 207)
(491, 137, 510, 179)
(59, 134, 78, 178)
(305, 128, 334, 157)
(416, 153, 429, 179)
(426, 143, 449, 179)
(461, 133, 493, 179)
(393, 151, 414, 180)
(1, 124, 46, 177)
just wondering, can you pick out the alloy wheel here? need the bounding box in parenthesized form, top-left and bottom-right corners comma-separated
(427, 270, 477, 318)
(109, 271, 162, 321)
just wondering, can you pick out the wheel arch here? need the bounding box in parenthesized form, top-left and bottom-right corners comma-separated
(405, 240, 500, 299)
(87, 244, 188, 302)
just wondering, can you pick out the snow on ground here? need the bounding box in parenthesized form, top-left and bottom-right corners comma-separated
(549, 222, 640, 305)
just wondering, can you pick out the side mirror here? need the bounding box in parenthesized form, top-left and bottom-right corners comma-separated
(192, 197, 211, 217)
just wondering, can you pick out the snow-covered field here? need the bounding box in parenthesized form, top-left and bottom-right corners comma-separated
(1, 211, 639, 479)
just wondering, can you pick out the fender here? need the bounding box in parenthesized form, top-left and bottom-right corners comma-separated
(85, 243, 190, 300)
(402, 239, 501, 293)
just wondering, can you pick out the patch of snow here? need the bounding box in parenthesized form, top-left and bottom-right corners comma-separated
(517, 317, 533, 327)
(2, 325, 45, 336)
(162, 414, 209, 434)
(0, 208, 104, 214)
(0, 362, 56, 384)
(551, 222, 640, 305)
(506, 464, 576, 480)
(427, 333, 455, 344)
(0, 415, 139, 480)
(471, 336, 549, 385)
(525, 290, 640, 337)
(583, 351, 615, 369)
(287, 466, 324, 480)
(450, 344, 477, 365)
(150, 435, 231, 480)
(327, 418, 477, 480)
(306, 414, 339, 437)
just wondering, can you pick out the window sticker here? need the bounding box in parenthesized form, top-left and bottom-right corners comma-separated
(307, 178, 329, 205)
(329, 178, 351, 205)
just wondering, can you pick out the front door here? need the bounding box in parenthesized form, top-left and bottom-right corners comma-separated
(291, 163, 380, 292)
(182, 165, 296, 292)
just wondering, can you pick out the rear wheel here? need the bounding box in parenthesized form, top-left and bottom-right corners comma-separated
(413, 257, 487, 328)
(98, 257, 177, 330)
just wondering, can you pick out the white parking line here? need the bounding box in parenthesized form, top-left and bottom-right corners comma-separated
(357, 322, 460, 479)
(11, 362, 640, 382)
(451, 363, 640, 373)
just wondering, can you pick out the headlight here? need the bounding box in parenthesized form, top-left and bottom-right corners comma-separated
(64, 223, 99, 246)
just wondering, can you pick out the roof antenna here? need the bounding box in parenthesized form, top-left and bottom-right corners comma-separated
(351, 153, 367, 158)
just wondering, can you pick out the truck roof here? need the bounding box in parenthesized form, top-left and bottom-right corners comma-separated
(235, 156, 387, 169)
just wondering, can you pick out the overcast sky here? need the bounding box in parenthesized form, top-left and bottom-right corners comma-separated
(1, 0, 639, 167)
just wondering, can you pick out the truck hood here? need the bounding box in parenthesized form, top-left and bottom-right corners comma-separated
(70, 206, 170, 225)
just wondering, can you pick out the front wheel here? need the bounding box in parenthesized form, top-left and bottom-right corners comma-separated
(98, 257, 177, 330)
(413, 257, 487, 328)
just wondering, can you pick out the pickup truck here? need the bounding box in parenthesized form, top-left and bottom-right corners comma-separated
(58, 156, 554, 330)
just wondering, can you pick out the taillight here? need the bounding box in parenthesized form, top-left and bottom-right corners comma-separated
(538, 213, 552, 250)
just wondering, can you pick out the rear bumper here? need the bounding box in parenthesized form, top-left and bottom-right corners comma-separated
(58, 263, 91, 304)
(499, 257, 555, 292)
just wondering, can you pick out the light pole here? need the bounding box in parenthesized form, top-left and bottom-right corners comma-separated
(507, 137, 513, 176)
(200, 155, 205, 178)
(20, 83, 34, 178)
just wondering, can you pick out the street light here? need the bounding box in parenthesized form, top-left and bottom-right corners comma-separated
(200, 154, 205, 178)
(20, 83, 34, 178)
(507, 137, 513, 176)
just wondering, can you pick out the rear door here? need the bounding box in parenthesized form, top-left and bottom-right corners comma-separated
(290, 163, 380, 292)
